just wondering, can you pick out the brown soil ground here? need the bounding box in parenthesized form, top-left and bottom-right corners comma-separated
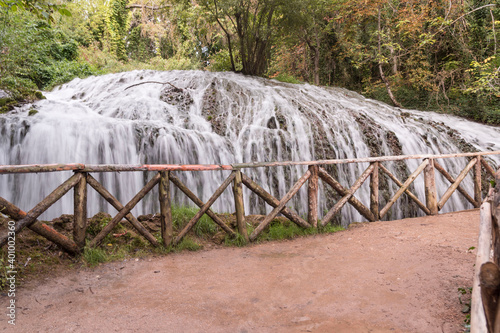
(1, 210, 480, 333)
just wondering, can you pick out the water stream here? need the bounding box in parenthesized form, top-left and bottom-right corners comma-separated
(1, 70, 499, 225)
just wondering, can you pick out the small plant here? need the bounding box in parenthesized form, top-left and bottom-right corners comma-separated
(83, 247, 108, 267)
(175, 237, 202, 252)
(224, 233, 248, 247)
(458, 286, 472, 328)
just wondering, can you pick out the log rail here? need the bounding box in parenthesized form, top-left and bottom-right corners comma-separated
(471, 169, 500, 333)
(1, 151, 499, 255)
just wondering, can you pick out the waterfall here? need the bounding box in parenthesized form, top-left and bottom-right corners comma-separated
(1, 70, 499, 225)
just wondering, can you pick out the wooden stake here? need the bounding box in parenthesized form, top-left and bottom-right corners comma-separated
(434, 160, 478, 208)
(318, 167, 375, 222)
(475, 156, 482, 205)
(370, 162, 380, 221)
(241, 173, 311, 229)
(320, 163, 375, 227)
(380, 159, 429, 219)
(424, 159, 439, 215)
(233, 170, 248, 242)
(169, 173, 236, 237)
(438, 158, 477, 211)
(308, 165, 319, 227)
(89, 173, 161, 247)
(73, 172, 87, 249)
(0, 173, 83, 248)
(174, 172, 236, 245)
(159, 171, 173, 247)
(378, 163, 431, 215)
(0, 196, 79, 254)
(249, 170, 311, 242)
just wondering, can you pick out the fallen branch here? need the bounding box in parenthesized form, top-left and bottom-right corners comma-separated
(124, 81, 182, 92)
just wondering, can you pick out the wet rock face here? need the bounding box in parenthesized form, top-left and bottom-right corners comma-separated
(160, 86, 193, 112)
(201, 83, 227, 136)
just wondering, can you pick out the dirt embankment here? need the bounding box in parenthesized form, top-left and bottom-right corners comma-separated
(1, 210, 479, 332)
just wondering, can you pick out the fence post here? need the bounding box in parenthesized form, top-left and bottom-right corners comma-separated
(370, 162, 379, 221)
(73, 172, 87, 249)
(475, 156, 482, 205)
(233, 170, 248, 242)
(159, 171, 173, 247)
(308, 165, 319, 227)
(424, 158, 439, 215)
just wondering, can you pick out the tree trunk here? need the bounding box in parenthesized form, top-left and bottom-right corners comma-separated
(377, 8, 402, 108)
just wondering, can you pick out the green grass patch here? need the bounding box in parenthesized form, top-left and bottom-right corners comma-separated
(175, 237, 202, 252)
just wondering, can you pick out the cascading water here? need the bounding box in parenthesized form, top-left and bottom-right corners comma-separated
(1, 70, 499, 225)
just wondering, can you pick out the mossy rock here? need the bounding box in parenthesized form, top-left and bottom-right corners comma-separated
(28, 109, 39, 116)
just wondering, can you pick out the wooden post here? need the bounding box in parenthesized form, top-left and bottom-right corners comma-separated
(308, 165, 319, 228)
(479, 262, 500, 333)
(370, 162, 379, 221)
(73, 172, 87, 249)
(159, 171, 173, 247)
(233, 170, 248, 242)
(475, 156, 482, 205)
(424, 158, 439, 215)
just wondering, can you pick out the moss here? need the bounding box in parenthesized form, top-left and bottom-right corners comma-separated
(28, 109, 38, 116)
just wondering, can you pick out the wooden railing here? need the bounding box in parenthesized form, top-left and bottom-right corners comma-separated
(471, 169, 500, 333)
(0, 151, 499, 254)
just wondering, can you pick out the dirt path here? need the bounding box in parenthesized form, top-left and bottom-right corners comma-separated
(2, 210, 480, 332)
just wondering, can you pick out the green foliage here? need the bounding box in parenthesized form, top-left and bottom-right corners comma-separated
(272, 73, 302, 84)
(107, 0, 128, 61)
(83, 247, 108, 267)
(175, 237, 202, 251)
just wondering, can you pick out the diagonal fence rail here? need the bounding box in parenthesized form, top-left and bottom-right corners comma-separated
(0, 151, 499, 254)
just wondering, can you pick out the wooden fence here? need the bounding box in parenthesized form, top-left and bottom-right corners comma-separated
(471, 168, 500, 333)
(0, 151, 499, 254)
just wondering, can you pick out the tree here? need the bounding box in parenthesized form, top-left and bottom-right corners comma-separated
(200, 0, 290, 76)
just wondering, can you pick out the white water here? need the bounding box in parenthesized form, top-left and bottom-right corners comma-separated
(1, 70, 499, 224)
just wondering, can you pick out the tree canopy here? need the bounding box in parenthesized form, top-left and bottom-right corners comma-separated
(0, 0, 499, 124)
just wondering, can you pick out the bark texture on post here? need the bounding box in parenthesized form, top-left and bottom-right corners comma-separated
(308, 165, 319, 228)
(475, 156, 483, 205)
(370, 162, 379, 221)
(233, 170, 248, 242)
(73, 172, 87, 249)
(424, 159, 439, 215)
(159, 171, 173, 247)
